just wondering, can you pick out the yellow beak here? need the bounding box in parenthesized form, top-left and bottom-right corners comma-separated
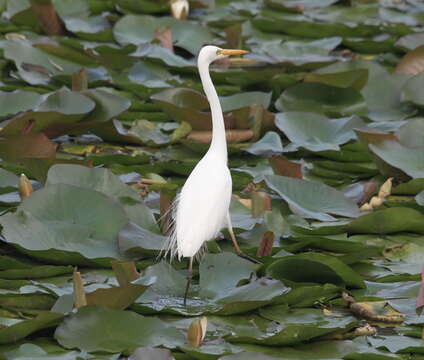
(217, 49, 249, 56)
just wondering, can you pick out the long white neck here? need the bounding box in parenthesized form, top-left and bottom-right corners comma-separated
(198, 61, 227, 160)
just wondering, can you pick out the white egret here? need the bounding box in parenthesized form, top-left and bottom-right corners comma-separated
(165, 46, 257, 304)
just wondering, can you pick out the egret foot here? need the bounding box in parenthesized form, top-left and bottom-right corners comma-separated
(183, 257, 193, 306)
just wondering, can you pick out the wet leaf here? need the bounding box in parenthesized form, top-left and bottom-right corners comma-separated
(113, 15, 212, 55)
(129, 347, 174, 360)
(275, 82, 367, 116)
(0, 311, 63, 345)
(347, 207, 424, 235)
(244, 132, 283, 156)
(268, 252, 365, 289)
(1, 184, 128, 265)
(369, 141, 424, 179)
(304, 69, 369, 90)
(275, 112, 365, 152)
(46, 164, 158, 232)
(265, 175, 360, 221)
(199, 253, 257, 298)
(54, 306, 184, 352)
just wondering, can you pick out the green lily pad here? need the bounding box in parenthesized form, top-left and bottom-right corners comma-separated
(127, 120, 171, 146)
(275, 82, 367, 116)
(0, 169, 19, 192)
(316, 60, 414, 122)
(113, 15, 213, 55)
(304, 69, 369, 90)
(347, 207, 424, 235)
(369, 140, 424, 179)
(46, 164, 158, 232)
(0, 90, 42, 118)
(230, 306, 358, 346)
(396, 32, 424, 51)
(3, 343, 82, 360)
(4, 39, 83, 85)
(0, 312, 63, 345)
(416, 190, 424, 206)
(244, 131, 283, 156)
(253, 9, 381, 39)
(199, 253, 258, 298)
(1, 184, 128, 265)
(264, 175, 360, 221)
(401, 71, 424, 107)
(250, 37, 341, 68)
(0, 88, 96, 136)
(267, 252, 365, 288)
(54, 306, 184, 352)
(118, 222, 167, 258)
(275, 112, 365, 152)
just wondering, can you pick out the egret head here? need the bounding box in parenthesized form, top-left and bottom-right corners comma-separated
(198, 45, 248, 65)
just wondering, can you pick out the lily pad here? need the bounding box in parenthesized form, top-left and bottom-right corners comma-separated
(268, 252, 365, 288)
(199, 253, 257, 298)
(347, 207, 424, 235)
(46, 164, 158, 232)
(0, 312, 63, 345)
(275, 112, 366, 152)
(1, 184, 128, 265)
(264, 175, 360, 221)
(275, 82, 367, 116)
(244, 131, 283, 156)
(113, 15, 213, 55)
(369, 140, 424, 179)
(54, 306, 184, 352)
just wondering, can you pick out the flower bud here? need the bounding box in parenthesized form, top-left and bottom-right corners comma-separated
(19, 174, 33, 200)
(378, 177, 393, 199)
(187, 317, 207, 347)
(369, 196, 383, 208)
(359, 202, 372, 211)
(171, 0, 189, 20)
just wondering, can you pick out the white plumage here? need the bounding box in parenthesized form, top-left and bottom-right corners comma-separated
(175, 152, 232, 258)
(164, 46, 249, 304)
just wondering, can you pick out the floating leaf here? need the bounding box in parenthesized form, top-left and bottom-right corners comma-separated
(369, 141, 424, 179)
(55, 306, 184, 352)
(1, 184, 128, 265)
(0, 312, 63, 345)
(46, 164, 158, 232)
(275, 83, 367, 116)
(275, 112, 365, 152)
(347, 207, 424, 235)
(244, 132, 283, 156)
(268, 252, 365, 288)
(113, 15, 212, 55)
(264, 175, 360, 221)
(199, 253, 257, 299)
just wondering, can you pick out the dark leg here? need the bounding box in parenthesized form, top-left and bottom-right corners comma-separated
(227, 213, 261, 264)
(183, 257, 193, 306)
